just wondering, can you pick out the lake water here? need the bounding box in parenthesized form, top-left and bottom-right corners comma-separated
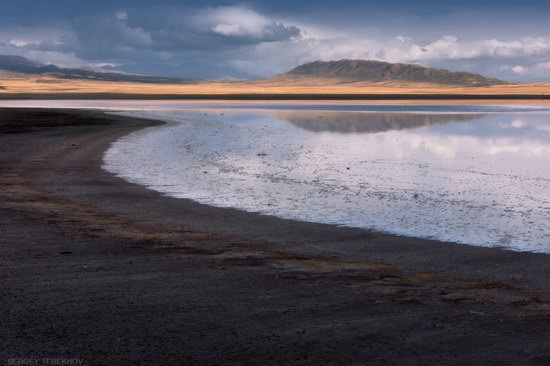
(2, 100, 550, 252)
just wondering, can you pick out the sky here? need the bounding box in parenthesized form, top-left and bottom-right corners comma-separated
(1, 0, 550, 81)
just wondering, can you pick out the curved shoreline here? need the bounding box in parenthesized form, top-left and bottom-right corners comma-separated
(94, 111, 550, 284)
(2, 108, 550, 364)
(103, 109, 550, 255)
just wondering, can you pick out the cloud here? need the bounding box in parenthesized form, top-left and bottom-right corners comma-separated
(73, 13, 153, 50)
(536, 62, 550, 70)
(511, 66, 528, 74)
(203, 6, 300, 41)
(365, 36, 550, 64)
(395, 35, 413, 43)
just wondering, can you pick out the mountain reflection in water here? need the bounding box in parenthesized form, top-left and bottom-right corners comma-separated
(268, 110, 484, 133)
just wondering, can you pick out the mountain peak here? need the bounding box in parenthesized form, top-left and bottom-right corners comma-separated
(0, 54, 48, 71)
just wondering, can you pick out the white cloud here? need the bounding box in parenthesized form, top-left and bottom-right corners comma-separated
(198, 6, 300, 41)
(511, 65, 528, 74)
(207, 6, 271, 38)
(8, 39, 33, 47)
(392, 36, 550, 63)
(395, 35, 413, 43)
(116, 11, 128, 21)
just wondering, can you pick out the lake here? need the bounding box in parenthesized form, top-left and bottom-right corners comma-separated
(2, 100, 550, 252)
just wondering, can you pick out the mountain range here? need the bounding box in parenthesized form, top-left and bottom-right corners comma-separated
(0, 55, 509, 87)
(0, 55, 189, 84)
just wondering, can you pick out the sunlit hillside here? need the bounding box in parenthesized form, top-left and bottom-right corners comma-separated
(1, 71, 550, 96)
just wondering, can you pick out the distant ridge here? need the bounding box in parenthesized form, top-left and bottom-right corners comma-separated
(278, 59, 506, 87)
(0, 55, 189, 84)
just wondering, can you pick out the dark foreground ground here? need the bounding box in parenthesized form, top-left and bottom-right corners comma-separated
(1, 108, 550, 365)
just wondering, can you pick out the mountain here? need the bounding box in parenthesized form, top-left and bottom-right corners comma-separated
(275, 59, 506, 87)
(0, 55, 189, 84)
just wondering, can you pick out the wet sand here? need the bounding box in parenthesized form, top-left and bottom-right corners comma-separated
(1, 108, 550, 365)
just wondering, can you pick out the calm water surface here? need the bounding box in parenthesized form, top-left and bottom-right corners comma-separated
(2, 100, 550, 252)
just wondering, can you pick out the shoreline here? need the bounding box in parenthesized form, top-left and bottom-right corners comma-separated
(104, 109, 550, 255)
(97, 111, 550, 286)
(2, 108, 550, 364)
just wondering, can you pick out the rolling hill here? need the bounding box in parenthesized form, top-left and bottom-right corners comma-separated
(274, 59, 506, 87)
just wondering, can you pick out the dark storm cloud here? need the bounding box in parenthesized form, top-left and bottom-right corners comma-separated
(71, 6, 300, 53)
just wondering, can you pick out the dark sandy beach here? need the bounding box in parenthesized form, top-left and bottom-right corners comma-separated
(1, 108, 550, 365)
